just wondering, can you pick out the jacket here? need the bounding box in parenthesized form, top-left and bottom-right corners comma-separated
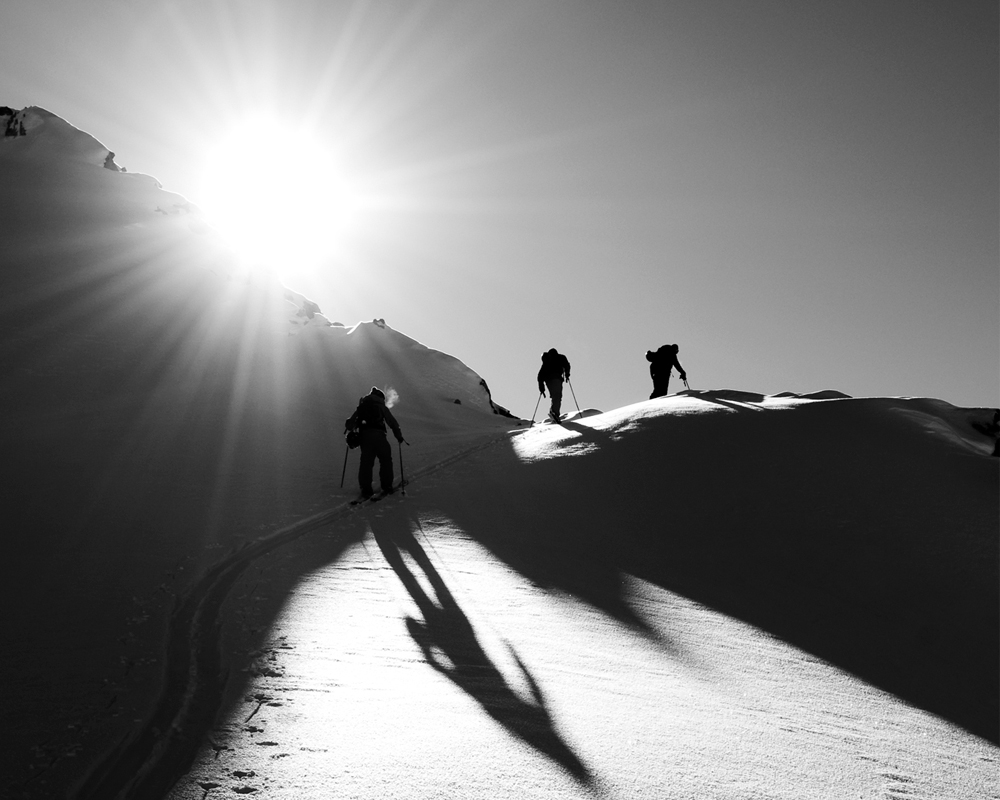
(537, 350, 571, 390)
(346, 395, 403, 442)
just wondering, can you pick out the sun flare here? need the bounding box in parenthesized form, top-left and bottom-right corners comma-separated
(199, 119, 352, 270)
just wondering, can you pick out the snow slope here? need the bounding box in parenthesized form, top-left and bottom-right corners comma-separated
(0, 109, 996, 799)
(152, 391, 998, 800)
(0, 107, 515, 797)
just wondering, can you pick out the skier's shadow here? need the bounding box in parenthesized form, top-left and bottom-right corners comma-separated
(369, 518, 594, 788)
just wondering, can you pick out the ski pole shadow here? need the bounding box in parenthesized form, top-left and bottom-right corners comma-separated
(556, 419, 613, 444)
(682, 389, 766, 412)
(368, 517, 595, 788)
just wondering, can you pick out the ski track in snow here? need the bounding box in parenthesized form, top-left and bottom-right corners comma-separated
(66, 431, 517, 800)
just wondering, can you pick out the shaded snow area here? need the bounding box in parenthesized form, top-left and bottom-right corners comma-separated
(0, 109, 997, 800)
(159, 394, 997, 800)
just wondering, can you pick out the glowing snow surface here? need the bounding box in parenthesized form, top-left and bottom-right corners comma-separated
(174, 399, 998, 799)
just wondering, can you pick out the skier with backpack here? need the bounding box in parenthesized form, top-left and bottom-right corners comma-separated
(344, 387, 405, 499)
(645, 344, 687, 399)
(537, 348, 572, 422)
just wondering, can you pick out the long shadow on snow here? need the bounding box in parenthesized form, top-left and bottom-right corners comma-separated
(368, 512, 594, 787)
(443, 399, 1000, 744)
(100, 496, 596, 797)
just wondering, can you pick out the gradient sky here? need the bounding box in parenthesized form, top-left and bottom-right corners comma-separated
(2, 0, 997, 415)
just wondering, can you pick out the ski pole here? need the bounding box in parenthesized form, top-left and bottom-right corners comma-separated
(567, 378, 582, 414)
(340, 443, 350, 488)
(683, 379, 691, 391)
(398, 439, 406, 495)
(529, 391, 543, 427)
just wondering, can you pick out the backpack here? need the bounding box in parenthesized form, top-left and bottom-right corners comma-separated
(540, 349, 566, 380)
(351, 396, 385, 432)
(649, 344, 677, 365)
(345, 396, 384, 448)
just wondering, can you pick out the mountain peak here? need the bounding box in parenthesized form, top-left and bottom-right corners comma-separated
(1, 105, 122, 171)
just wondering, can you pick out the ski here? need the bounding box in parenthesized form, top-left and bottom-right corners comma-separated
(349, 492, 387, 506)
(348, 481, 408, 506)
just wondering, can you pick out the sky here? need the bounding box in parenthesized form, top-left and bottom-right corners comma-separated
(1, 0, 997, 415)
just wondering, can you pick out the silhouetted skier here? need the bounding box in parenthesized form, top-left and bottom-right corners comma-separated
(537, 348, 571, 421)
(645, 344, 686, 399)
(345, 387, 404, 497)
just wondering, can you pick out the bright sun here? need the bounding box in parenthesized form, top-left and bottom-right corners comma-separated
(200, 119, 352, 270)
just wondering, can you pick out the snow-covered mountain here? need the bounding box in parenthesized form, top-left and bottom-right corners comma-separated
(2, 106, 123, 170)
(0, 109, 996, 800)
(0, 106, 517, 795)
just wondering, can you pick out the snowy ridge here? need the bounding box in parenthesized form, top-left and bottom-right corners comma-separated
(1, 106, 123, 170)
(0, 105, 212, 257)
(0, 106, 515, 401)
(886, 396, 1000, 456)
(320, 319, 514, 417)
(518, 389, 1000, 464)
